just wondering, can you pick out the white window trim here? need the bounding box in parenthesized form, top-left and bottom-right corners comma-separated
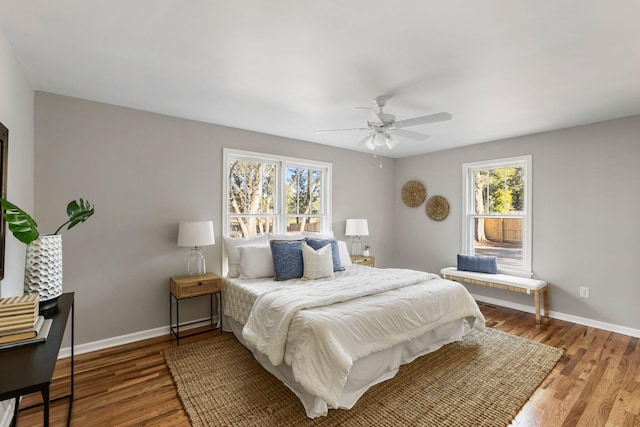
(461, 155, 532, 277)
(222, 148, 333, 236)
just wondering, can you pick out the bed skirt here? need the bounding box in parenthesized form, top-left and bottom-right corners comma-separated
(224, 314, 465, 418)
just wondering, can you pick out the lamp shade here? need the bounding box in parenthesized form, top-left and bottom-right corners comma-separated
(177, 221, 215, 247)
(345, 219, 369, 236)
(385, 134, 398, 149)
(364, 134, 376, 150)
(374, 132, 386, 147)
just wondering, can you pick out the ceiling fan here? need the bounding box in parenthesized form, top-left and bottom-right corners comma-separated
(315, 96, 452, 150)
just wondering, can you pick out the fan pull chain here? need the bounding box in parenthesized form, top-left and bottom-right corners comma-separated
(374, 154, 383, 168)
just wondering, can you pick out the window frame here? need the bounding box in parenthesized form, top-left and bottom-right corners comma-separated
(222, 148, 332, 237)
(461, 155, 532, 276)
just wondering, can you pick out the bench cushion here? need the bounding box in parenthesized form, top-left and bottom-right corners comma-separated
(440, 267, 547, 291)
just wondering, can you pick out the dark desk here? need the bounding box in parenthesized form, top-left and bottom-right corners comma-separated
(0, 292, 74, 427)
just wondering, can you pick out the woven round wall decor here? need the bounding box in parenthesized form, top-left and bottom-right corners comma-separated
(425, 195, 449, 221)
(401, 180, 427, 208)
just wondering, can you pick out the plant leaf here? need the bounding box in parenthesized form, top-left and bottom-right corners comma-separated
(63, 198, 95, 232)
(0, 198, 40, 244)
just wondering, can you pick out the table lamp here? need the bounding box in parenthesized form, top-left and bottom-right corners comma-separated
(177, 221, 215, 275)
(345, 218, 369, 256)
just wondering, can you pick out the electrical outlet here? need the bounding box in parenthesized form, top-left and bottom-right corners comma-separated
(579, 287, 590, 298)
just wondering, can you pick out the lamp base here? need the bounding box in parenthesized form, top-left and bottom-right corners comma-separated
(350, 237, 363, 256)
(187, 247, 206, 275)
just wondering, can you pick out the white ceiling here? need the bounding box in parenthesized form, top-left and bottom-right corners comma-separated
(1, 1, 639, 158)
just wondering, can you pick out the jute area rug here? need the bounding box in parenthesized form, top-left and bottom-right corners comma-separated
(164, 328, 563, 427)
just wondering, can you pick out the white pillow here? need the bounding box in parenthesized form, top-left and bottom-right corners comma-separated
(337, 240, 352, 267)
(223, 235, 268, 277)
(238, 245, 275, 279)
(301, 230, 334, 239)
(302, 242, 334, 280)
(267, 233, 304, 241)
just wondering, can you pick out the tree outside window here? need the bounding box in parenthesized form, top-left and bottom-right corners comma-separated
(285, 166, 323, 233)
(224, 149, 331, 238)
(227, 159, 276, 237)
(473, 166, 524, 265)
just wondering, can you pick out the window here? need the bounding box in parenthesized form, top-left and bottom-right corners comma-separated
(462, 155, 532, 275)
(285, 165, 324, 233)
(223, 149, 332, 238)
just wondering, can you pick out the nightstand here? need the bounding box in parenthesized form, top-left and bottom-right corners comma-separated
(170, 273, 222, 345)
(351, 255, 375, 267)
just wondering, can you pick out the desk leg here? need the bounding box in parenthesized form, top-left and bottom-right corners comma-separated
(12, 397, 18, 427)
(68, 300, 74, 426)
(41, 388, 49, 427)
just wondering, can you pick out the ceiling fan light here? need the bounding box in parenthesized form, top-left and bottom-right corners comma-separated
(374, 132, 386, 146)
(364, 135, 376, 150)
(385, 134, 398, 149)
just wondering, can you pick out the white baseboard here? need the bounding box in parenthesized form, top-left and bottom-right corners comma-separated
(58, 316, 218, 359)
(472, 294, 640, 338)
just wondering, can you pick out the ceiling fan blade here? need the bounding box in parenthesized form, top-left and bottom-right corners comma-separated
(356, 134, 372, 147)
(394, 112, 452, 128)
(314, 127, 370, 134)
(391, 129, 430, 141)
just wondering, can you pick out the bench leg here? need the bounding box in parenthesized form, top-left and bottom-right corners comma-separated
(534, 290, 542, 327)
(534, 287, 550, 328)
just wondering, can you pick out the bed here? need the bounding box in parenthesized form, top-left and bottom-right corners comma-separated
(221, 236, 486, 418)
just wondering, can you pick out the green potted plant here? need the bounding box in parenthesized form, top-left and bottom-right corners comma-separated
(0, 198, 94, 309)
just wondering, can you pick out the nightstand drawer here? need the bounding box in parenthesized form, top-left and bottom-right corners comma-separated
(351, 255, 375, 267)
(170, 273, 221, 299)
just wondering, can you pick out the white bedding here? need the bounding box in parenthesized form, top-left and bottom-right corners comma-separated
(224, 265, 486, 412)
(227, 315, 465, 418)
(242, 268, 435, 366)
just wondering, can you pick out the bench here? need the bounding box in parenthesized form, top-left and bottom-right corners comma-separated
(440, 267, 549, 328)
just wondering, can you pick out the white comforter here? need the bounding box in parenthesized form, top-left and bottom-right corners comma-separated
(242, 268, 485, 407)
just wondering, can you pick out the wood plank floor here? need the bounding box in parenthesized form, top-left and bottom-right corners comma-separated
(16, 303, 640, 426)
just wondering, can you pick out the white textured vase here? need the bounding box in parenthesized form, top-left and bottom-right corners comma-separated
(24, 234, 63, 303)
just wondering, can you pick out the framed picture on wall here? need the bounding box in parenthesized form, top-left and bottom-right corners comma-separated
(0, 122, 7, 281)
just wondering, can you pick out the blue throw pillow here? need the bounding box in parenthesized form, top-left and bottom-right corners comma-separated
(305, 238, 344, 272)
(270, 240, 304, 281)
(457, 254, 498, 274)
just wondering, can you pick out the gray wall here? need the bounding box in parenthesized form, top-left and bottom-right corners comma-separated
(394, 115, 640, 331)
(0, 27, 34, 297)
(34, 92, 396, 346)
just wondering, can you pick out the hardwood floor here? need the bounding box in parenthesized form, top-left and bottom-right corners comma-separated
(16, 303, 640, 426)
